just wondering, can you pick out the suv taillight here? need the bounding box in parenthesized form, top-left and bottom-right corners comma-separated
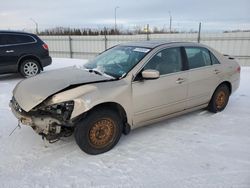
(42, 43, 49, 50)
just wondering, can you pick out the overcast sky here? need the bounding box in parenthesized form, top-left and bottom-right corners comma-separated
(1, 0, 250, 32)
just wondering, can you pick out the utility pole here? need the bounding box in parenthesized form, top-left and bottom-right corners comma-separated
(30, 18, 38, 34)
(115, 6, 119, 34)
(169, 11, 172, 33)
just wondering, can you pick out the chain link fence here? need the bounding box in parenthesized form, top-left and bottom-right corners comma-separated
(40, 32, 250, 66)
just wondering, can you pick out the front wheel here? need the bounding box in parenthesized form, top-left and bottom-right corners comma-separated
(20, 59, 41, 77)
(208, 84, 230, 113)
(74, 108, 122, 155)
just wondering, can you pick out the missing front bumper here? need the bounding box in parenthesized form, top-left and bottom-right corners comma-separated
(9, 100, 61, 136)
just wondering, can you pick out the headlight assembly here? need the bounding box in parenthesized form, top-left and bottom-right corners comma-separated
(40, 101, 74, 121)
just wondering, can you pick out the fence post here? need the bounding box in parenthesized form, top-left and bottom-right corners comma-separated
(104, 34, 108, 50)
(104, 27, 108, 50)
(197, 22, 201, 43)
(147, 24, 150, 41)
(69, 36, 73, 58)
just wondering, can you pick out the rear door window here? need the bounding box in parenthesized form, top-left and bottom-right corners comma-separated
(0, 34, 7, 45)
(185, 47, 212, 69)
(5, 34, 35, 45)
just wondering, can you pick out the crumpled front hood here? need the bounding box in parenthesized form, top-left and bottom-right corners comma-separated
(13, 66, 111, 112)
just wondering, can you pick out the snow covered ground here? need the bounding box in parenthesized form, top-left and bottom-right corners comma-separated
(0, 58, 250, 188)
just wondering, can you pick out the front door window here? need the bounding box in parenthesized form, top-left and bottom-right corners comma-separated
(144, 47, 183, 75)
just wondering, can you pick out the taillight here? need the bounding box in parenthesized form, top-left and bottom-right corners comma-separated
(236, 66, 241, 73)
(42, 43, 49, 50)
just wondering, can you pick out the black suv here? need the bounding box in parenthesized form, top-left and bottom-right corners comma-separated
(0, 31, 52, 77)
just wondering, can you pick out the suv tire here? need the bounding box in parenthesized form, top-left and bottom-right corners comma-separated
(20, 59, 41, 77)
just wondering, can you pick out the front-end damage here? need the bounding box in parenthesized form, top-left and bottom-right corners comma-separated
(9, 66, 111, 142)
(10, 97, 77, 142)
(9, 65, 132, 144)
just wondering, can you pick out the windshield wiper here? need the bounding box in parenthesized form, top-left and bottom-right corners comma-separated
(84, 68, 103, 76)
(85, 68, 115, 79)
(88, 69, 103, 76)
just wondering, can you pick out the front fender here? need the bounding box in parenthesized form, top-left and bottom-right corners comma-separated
(45, 78, 133, 125)
(45, 85, 97, 118)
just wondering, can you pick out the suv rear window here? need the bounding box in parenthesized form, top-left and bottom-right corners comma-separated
(0, 34, 35, 45)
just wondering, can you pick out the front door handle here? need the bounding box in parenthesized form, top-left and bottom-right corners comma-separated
(6, 50, 14, 53)
(176, 78, 185, 84)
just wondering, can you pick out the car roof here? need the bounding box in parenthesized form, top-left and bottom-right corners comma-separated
(120, 41, 202, 49)
(0, 30, 36, 36)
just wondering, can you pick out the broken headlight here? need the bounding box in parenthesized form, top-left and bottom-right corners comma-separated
(40, 101, 74, 121)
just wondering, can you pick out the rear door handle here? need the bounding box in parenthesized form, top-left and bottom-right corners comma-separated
(6, 50, 14, 53)
(176, 78, 185, 84)
(214, 69, 221, 74)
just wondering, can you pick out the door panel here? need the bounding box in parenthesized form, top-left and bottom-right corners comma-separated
(0, 46, 19, 73)
(184, 47, 221, 108)
(0, 34, 22, 73)
(186, 67, 220, 108)
(132, 72, 188, 125)
(132, 47, 189, 126)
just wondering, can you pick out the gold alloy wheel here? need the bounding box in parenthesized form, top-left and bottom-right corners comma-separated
(89, 118, 117, 148)
(215, 91, 226, 109)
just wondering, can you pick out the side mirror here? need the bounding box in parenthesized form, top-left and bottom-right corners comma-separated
(142, 69, 160, 80)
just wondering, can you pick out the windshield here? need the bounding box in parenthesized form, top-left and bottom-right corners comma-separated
(84, 46, 151, 78)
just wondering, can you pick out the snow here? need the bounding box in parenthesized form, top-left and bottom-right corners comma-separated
(0, 58, 250, 188)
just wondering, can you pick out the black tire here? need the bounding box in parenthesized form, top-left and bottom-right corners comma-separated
(74, 108, 123, 155)
(20, 59, 41, 77)
(208, 84, 230, 113)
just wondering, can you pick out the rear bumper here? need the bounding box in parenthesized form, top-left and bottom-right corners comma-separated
(40, 56, 52, 68)
(231, 78, 240, 94)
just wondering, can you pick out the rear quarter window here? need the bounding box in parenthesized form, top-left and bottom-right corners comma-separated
(210, 52, 220, 64)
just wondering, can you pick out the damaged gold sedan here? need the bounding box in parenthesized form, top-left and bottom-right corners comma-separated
(10, 41, 240, 154)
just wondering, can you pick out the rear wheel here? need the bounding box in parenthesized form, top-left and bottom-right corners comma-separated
(208, 84, 230, 113)
(20, 59, 41, 77)
(74, 108, 122, 155)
